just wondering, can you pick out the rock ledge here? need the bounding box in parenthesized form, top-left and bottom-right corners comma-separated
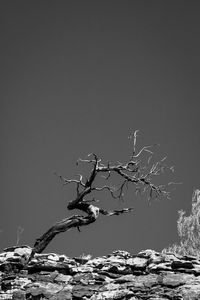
(1, 246, 200, 299)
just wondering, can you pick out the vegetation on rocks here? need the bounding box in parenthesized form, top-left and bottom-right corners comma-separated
(163, 189, 200, 258)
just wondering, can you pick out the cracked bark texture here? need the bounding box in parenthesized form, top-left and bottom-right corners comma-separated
(1, 246, 200, 299)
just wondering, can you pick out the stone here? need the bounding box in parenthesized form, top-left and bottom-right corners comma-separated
(171, 260, 194, 269)
(1, 247, 200, 299)
(54, 273, 72, 283)
(127, 257, 147, 269)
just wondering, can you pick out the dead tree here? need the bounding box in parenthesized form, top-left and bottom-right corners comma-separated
(31, 131, 177, 258)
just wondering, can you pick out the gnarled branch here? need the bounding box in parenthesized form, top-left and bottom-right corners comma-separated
(30, 131, 178, 259)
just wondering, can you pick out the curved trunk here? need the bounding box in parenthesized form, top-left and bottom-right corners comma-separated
(31, 203, 99, 255)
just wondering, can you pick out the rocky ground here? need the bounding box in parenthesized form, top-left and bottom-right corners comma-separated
(1, 246, 200, 299)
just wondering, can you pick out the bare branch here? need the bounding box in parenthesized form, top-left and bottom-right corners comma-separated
(30, 130, 178, 259)
(133, 144, 157, 158)
(92, 185, 117, 198)
(99, 207, 134, 216)
(115, 180, 128, 201)
(54, 172, 85, 187)
(129, 129, 139, 158)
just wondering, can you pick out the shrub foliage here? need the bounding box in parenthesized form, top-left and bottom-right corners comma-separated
(163, 190, 200, 257)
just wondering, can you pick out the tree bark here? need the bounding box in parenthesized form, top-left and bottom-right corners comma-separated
(33, 203, 99, 254)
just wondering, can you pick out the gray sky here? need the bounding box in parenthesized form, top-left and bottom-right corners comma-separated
(0, 1, 200, 257)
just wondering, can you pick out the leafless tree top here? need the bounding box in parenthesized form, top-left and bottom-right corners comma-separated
(30, 130, 179, 257)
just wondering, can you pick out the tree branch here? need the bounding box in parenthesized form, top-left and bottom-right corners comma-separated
(99, 207, 134, 216)
(30, 130, 178, 260)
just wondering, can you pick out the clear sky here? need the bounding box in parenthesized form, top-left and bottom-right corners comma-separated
(0, 1, 200, 257)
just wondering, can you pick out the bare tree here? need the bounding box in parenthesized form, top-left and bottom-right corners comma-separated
(16, 226, 24, 246)
(30, 131, 177, 259)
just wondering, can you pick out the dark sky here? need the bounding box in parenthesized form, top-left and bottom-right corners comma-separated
(0, 1, 200, 257)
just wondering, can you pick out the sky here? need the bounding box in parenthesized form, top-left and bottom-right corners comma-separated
(0, 1, 200, 258)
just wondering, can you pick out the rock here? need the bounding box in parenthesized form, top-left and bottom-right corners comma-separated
(171, 260, 194, 269)
(126, 257, 147, 269)
(1, 246, 200, 299)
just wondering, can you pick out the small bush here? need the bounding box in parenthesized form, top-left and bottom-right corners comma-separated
(79, 253, 92, 260)
(163, 189, 200, 258)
